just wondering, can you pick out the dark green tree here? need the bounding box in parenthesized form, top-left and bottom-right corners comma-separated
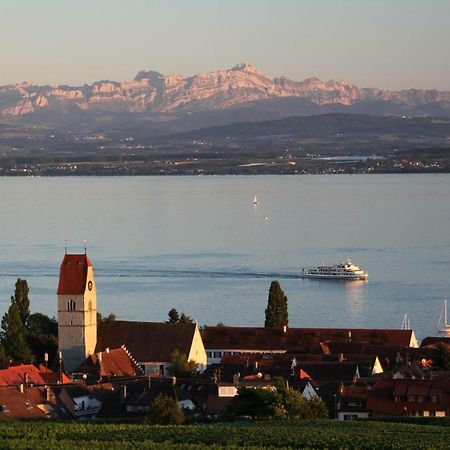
(166, 308, 194, 324)
(27, 313, 58, 365)
(149, 393, 185, 425)
(432, 343, 450, 370)
(179, 312, 194, 324)
(167, 308, 180, 323)
(1, 302, 32, 362)
(97, 311, 116, 338)
(225, 384, 328, 420)
(11, 278, 30, 326)
(264, 281, 288, 327)
(167, 349, 198, 378)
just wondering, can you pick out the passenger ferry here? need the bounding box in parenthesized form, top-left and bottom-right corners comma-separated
(300, 260, 368, 281)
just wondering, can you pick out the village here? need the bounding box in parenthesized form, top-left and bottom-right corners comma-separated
(1, 251, 450, 422)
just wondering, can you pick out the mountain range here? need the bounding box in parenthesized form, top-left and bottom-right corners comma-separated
(1, 63, 450, 134)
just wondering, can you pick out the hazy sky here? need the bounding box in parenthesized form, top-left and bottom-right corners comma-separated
(1, 0, 449, 89)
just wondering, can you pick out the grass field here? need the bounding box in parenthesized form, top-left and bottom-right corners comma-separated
(1, 419, 450, 449)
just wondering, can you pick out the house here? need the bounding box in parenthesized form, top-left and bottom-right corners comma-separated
(367, 378, 450, 417)
(202, 326, 418, 365)
(73, 346, 142, 382)
(337, 384, 370, 420)
(53, 385, 102, 418)
(96, 320, 207, 376)
(122, 378, 177, 414)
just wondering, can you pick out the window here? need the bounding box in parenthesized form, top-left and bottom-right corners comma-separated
(206, 352, 212, 358)
(408, 395, 415, 402)
(417, 396, 425, 403)
(214, 351, 222, 358)
(431, 395, 438, 403)
(348, 401, 362, 407)
(343, 414, 358, 420)
(67, 300, 76, 312)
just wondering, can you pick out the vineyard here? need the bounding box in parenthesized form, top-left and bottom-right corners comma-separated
(0, 419, 450, 449)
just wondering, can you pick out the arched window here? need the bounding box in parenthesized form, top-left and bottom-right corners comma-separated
(67, 300, 76, 311)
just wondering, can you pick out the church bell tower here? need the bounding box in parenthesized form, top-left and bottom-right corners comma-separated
(57, 252, 97, 371)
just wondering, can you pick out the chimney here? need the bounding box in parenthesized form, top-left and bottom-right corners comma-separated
(283, 325, 287, 333)
(348, 331, 352, 342)
(105, 347, 110, 353)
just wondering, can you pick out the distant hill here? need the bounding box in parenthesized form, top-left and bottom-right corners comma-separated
(1, 63, 450, 134)
(172, 113, 450, 141)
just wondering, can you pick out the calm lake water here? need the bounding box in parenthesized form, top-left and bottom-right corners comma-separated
(1, 174, 449, 340)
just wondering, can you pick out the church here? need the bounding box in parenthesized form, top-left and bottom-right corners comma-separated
(57, 252, 207, 373)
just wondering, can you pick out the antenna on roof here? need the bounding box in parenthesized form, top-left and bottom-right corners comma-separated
(83, 240, 87, 254)
(64, 240, 68, 255)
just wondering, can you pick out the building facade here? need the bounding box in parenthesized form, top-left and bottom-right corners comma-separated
(57, 253, 97, 371)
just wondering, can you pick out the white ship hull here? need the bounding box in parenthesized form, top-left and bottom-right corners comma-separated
(300, 260, 368, 281)
(300, 272, 368, 281)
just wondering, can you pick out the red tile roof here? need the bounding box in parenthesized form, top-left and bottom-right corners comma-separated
(202, 326, 414, 352)
(0, 386, 51, 420)
(74, 347, 141, 378)
(57, 254, 92, 295)
(0, 364, 71, 386)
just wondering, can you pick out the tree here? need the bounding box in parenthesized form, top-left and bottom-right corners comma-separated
(166, 308, 194, 324)
(264, 281, 288, 328)
(149, 393, 185, 425)
(432, 343, 450, 370)
(97, 311, 116, 338)
(11, 278, 30, 326)
(225, 387, 281, 419)
(27, 313, 58, 365)
(225, 384, 328, 420)
(179, 313, 194, 324)
(1, 302, 32, 362)
(167, 308, 180, 323)
(167, 349, 198, 378)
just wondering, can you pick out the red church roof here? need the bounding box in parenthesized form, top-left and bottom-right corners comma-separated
(57, 254, 92, 295)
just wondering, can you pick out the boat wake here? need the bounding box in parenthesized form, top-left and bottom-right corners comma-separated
(98, 268, 301, 280)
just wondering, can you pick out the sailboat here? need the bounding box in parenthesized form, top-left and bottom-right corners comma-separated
(437, 299, 450, 336)
(252, 195, 259, 205)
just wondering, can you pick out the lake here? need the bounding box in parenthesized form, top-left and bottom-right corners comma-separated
(1, 174, 449, 341)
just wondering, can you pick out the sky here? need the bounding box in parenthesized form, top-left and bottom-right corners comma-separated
(0, 0, 449, 90)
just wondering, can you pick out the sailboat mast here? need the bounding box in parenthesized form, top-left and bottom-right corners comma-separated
(445, 299, 448, 327)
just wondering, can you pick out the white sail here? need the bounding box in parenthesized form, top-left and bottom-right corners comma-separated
(437, 299, 450, 335)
